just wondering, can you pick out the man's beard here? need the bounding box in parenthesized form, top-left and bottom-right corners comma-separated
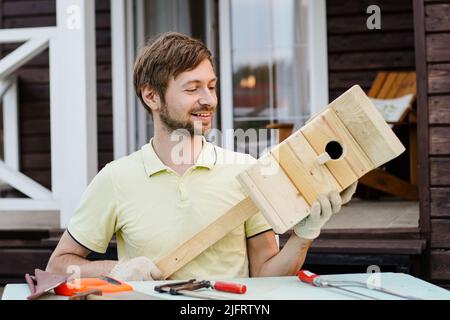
(159, 102, 212, 135)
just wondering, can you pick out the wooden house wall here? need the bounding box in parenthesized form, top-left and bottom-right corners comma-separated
(327, 0, 416, 101)
(0, 0, 114, 190)
(422, 0, 450, 288)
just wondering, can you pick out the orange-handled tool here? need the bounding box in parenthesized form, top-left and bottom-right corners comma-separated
(54, 276, 133, 296)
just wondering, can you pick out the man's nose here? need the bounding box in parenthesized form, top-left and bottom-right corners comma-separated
(199, 88, 217, 107)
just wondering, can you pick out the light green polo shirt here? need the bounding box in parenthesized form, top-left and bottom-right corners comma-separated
(67, 138, 272, 280)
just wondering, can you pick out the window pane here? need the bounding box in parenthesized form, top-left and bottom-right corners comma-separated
(231, 0, 271, 50)
(232, 50, 271, 120)
(229, 0, 311, 139)
(273, 46, 309, 125)
(271, 0, 295, 48)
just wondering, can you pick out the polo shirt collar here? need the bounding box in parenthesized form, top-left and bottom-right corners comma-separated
(142, 137, 216, 177)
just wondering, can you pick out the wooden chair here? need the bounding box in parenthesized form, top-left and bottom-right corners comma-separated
(358, 71, 418, 200)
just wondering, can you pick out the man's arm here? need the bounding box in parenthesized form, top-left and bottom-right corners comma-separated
(46, 231, 163, 281)
(46, 231, 117, 277)
(247, 182, 358, 277)
(247, 230, 312, 277)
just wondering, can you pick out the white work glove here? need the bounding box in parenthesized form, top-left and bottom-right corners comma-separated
(109, 256, 163, 281)
(341, 181, 358, 205)
(293, 181, 358, 240)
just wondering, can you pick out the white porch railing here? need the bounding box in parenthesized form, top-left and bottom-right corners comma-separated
(0, 29, 57, 214)
(0, 0, 98, 229)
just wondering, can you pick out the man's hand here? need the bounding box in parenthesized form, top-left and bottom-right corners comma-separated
(109, 256, 163, 281)
(293, 191, 342, 240)
(293, 181, 358, 240)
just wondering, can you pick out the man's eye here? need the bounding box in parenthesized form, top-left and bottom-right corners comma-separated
(186, 88, 197, 93)
(209, 86, 216, 91)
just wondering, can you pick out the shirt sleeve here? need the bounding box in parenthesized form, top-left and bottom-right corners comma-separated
(245, 211, 272, 238)
(67, 164, 117, 254)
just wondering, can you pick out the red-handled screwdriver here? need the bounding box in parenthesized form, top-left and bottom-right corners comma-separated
(211, 281, 247, 294)
(298, 270, 422, 300)
(297, 270, 379, 300)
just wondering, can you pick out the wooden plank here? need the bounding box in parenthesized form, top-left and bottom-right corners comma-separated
(408, 113, 418, 185)
(329, 71, 377, 91)
(329, 51, 415, 71)
(395, 72, 417, 97)
(310, 239, 425, 255)
(0, 249, 53, 275)
(3, 0, 55, 16)
(271, 135, 340, 205)
(239, 154, 311, 234)
(431, 188, 450, 218)
(21, 153, 50, 170)
(427, 34, 450, 62)
(376, 73, 399, 98)
(329, 85, 405, 168)
(429, 95, 450, 124)
(413, 0, 431, 237)
(425, 4, 450, 32)
(0, 211, 58, 230)
(327, 0, 412, 16)
(430, 127, 450, 155)
(328, 32, 414, 53)
(428, 64, 450, 94)
(156, 196, 260, 279)
(237, 171, 287, 232)
(3, 15, 56, 28)
(302, 108, 373, 188)
(431, 251, 450, 280)
(21, 169, 51, 189)
(359, 169, 419, 201)
(431, 220, 450, 249)
(385, 72, 412, 98)
(368, 72, 388, 97)
(327, 13, 413, 34)
(430, 158, 450, 186)
(3, 11, 109, 29)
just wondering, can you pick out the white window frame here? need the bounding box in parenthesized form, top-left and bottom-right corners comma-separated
(218, 0, 329, 150)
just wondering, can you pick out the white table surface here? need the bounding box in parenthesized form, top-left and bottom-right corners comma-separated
(3, 273, 450, 300)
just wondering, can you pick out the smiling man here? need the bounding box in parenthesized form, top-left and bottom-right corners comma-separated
(46, 32, 357, 281)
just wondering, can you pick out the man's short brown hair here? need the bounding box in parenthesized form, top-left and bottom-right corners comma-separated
(133, 32, 213, 114)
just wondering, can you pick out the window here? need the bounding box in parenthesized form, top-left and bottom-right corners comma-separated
(220, 0, 328, 156)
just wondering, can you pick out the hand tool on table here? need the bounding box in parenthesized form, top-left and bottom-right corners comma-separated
(297, 270, 422, 300)
(54, 275, 162, 300)
(154, 279, 247, 300)
(25, 269, 71, 300)
(54, 275, 133, 296)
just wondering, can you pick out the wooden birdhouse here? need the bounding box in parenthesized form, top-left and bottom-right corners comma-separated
(237, 85, 406, 234)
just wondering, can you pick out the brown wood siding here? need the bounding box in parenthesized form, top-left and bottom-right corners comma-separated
(0, 0, 113, 189)
(327, 0, 416, 101)
(422, 0, 450, 286)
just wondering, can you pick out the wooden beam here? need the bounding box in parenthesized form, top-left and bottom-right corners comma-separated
(0, 38, 49, 78)
(51, 0, 98, 228)
(2, 76, 19, 171)
(359, 169, 418, 201)
(0, 27, 56, 43)
(0, 161, 53, 200)
(156, 196, 260, 279)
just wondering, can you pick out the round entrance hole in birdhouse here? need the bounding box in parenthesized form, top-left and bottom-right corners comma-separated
(325, 140, 343, 160)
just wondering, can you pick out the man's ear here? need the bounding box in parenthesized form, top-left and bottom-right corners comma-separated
(141, 85, 160, 112)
